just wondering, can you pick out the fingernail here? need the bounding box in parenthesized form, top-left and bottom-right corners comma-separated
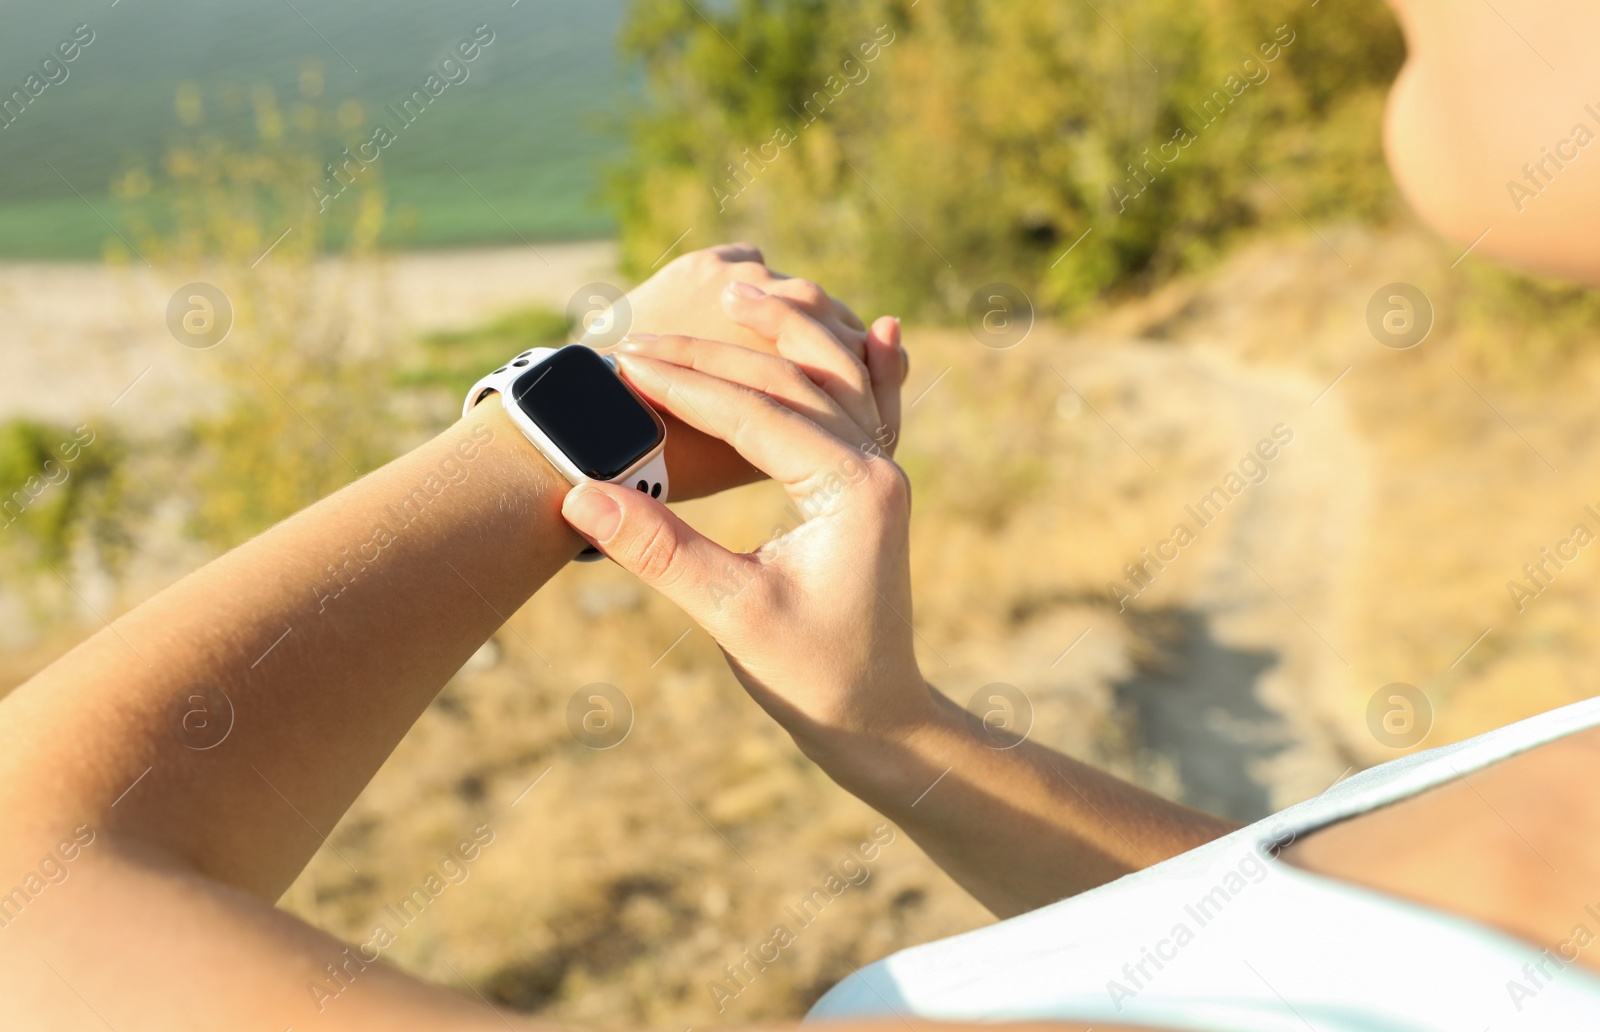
(619, 333, 659, 350)
(726, 280, 765, 300)
(563, 484, 622, 543)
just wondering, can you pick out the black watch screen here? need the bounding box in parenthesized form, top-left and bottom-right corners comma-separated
(510, 346, 665, 481)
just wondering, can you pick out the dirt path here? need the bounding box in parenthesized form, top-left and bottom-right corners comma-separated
(0, 243, 1374, 820)
(1062, 343, 1371, 819)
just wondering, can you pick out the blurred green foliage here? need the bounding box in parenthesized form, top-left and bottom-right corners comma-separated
(610, 0, 1406, 319)
(396, 306, 572, 398)
(0, 420, 126, 570)
(49, 6, 1590, 577)
(114, 79, 389, 267)
(1453, 263, 1600, 384)
(123, 83, 400, 550)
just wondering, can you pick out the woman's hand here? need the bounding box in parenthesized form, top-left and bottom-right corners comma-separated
(561, 344, 931, 750)
(625, 242, 870, 355)
(617, 243, 902, 500)
(561, 353, 1239, 918)
(620, 282, 906, 456)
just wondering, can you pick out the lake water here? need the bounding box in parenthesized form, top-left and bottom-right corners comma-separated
(0, 0, 630, 258)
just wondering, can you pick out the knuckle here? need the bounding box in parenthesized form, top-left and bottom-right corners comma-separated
(818, 355, 871, 399)
(772, 356, 809, 392)
(654, 333, 696, 359)
(786, 278, 827, 307)
(727, 390, 781, 451)
(771, 295, 810, 326)
(629, 518, 684, 587)
(843, 356, 872, 392)
(728, 407, 759, 455)
(754, 361, 799, 399)
(679, 248, 715, 270)
(862, 456, 911, 511)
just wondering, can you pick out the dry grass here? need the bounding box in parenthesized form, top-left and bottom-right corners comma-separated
(6, 220, 1600, 1026)
(276, 222, 1600, 1027)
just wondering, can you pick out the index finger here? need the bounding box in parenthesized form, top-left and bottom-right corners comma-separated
(616, 354, 866, 493)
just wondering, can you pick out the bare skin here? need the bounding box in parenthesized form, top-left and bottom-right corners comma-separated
(569, 0, 1600, 1013)
(616, 242, 881, 498)
(594, 333, 1236, 917)
(1284, 729, 1600, 978)
(1381, 0, 1600, 284)
(8, 0, 1600, 1028)
(0, 252, 1221, 1030)
(1276, 0, 1600, 981)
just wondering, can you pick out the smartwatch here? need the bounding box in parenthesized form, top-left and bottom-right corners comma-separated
(462, 344, 668, 561)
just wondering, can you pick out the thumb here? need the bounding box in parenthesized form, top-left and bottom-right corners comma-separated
(561, 481, 746, 620)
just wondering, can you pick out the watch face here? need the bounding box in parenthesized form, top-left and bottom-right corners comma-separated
(510, 346, 665, 480)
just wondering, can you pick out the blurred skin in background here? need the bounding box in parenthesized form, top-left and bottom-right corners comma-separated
(1383, 0, 1600, 284)
(1280, 0, 1600, 983)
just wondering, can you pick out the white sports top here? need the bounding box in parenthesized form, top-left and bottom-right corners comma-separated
(808, 697, 1600, 1031)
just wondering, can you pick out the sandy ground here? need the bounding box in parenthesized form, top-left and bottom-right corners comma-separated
(0, 241, 618, 430)
(5, 226, 1599, 1024)
(1056, 341, 1369, 815)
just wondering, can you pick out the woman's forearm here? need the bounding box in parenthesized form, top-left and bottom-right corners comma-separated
(0, 402, 575, 898)
(805, 687, 1240, 917)
(543, 348, 1235, 919)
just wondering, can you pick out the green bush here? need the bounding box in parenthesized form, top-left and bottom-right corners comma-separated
(1453, 262, 1600, 384)
(609, 0, 1405, 319)
(396, 306, 572, 398)
(121, 83, 399, 550)
(0, 420, 126, 570)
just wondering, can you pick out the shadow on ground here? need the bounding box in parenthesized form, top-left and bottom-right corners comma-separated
(1115, 608, 1287, 823)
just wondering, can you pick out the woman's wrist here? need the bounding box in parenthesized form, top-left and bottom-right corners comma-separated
(791, 681, 970, 814)
(455, 398, 587, 560)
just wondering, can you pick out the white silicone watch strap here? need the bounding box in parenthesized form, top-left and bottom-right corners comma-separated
(461, 347, 560, 417)
(462, 346, 669, 562)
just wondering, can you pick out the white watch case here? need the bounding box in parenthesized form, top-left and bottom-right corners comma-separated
(462, 345, 669, 560)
